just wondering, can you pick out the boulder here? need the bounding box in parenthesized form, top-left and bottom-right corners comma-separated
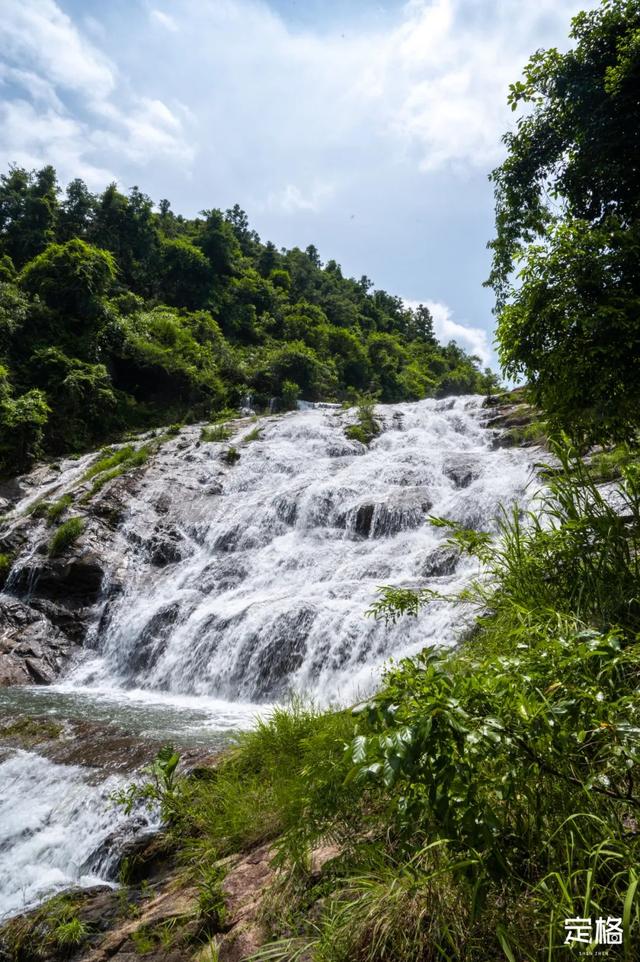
(0, 598, 73, 686)
(420, 544, 460, 578)
(343, 487, 432, 538)
(443, 455, 478, 489)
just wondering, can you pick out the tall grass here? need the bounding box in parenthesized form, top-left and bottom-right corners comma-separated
(151, 443, 640, 961)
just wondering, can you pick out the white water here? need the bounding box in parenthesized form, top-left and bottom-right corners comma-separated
(70, 396, 536, 703)
(0, 396, 538, 919)
(0, 750, 154, 920)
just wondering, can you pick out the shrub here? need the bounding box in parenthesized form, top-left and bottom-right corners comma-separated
(46, 493, 73, 524)
(48, 516, 84, 556)
(345, 394, 380, 446)
(222, 446, 240, 465)
(201, 424, 232, 443)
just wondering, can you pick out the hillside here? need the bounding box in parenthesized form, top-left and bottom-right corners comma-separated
(0, 167, 496, 477)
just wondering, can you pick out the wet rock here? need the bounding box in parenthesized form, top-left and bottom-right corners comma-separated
(148, 525, 185, 567)
(443, 455, 478, 489)
(272, 492, 298, 525)
(10, 549, 105, 608)
(420, 544, 460, 578)
(0, 652, 30, 685)
(343, 487, 432, 538)
(0, 599, 72, 686)
(122, 603, 180, 673)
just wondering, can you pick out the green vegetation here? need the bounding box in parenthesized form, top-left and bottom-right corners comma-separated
(48, 516, 84, 556)
(0, 716, 63, 746)
(201, 424, 232, 443)
(80, 444, 150, 500)
(242, 426, 263, 443)
(222, 446, 240, 465)
(344, 394, 381, 446)
(0, 894, 91, 960)
(588, 443, 640, 483)
(130, 446, 638, 960)
(45, 493, 73, 524)
(0, 550, 13, 585)
(0, 166, 497, 477)
(488, 0, 640, 445)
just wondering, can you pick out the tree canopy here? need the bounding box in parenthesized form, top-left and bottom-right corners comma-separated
(489, 0, 640, 443)
(0, 164, 496, 475)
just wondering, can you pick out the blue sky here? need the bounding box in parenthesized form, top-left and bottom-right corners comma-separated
(0, 0, 594, 367)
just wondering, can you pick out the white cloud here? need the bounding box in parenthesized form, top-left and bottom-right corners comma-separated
(150, 9, 179, 32)
(0, 0, 115, 102)
(265, 182, 336, 214)
(0, 0, 195, 188)
(405, 298, 493, 368)
(0, 0, 597, 348)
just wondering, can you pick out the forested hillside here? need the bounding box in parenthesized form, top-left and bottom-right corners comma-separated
(0, 169, 495, 475)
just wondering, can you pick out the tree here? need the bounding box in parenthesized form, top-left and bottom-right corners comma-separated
(408, 303, 436, 344)
(158, 238, 212, 309)
(59, 178, 96, 240)
(0, 366, 50, 473)
(0, 165, 59, 266)
(198, 209, 240, 277)
(488, 0, 640, 441)
(20, 238, 116, 318)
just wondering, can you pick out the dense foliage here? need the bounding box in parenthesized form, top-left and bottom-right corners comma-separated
(148, 448, 640, 960)
(0, 165, 495, 476)
(488, 0, 640, 444)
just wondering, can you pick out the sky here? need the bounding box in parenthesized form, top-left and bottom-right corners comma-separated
(0, 0, 595, 368)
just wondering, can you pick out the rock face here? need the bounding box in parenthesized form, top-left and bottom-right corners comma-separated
(0, 467, 134, 687)
(341, 487, 432, 539)
(0, 599, 74, 685)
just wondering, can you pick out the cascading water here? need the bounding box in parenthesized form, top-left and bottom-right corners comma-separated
(0, 750, 155, 920)
(0, 396, 538, 920)
(73, 396, 537, 702)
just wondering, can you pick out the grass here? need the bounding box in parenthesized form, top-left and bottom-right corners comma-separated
(48, 516, 84, 556)
(222, 446, 240, 465)
(135, 440, 640, 962)
(80, 444, 150, 501)
(0, 894, 91, 960)
(46, 493, 73, 524)
(1, 716, 63, 746)
(344, 395, 380, 446)
(243, 426, 263, 443)
(503, 418, 548, 446)
(588, 442, 639, 482)
(201, 424, 232, 443)
(0, 550, 14, 584)
(83, 445, 140, 481)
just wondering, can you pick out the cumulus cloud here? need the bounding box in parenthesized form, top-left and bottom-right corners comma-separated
(0, 0, 595, 349)
(405, 298, 493, 368)
(0, 0, 193, 187)
(265, 182, 336, 214)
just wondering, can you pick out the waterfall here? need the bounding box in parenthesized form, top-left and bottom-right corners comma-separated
(70, 396, 536, 703)
(0, 396, 538, 920)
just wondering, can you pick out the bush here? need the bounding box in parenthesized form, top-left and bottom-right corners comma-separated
(48, 516, 85, 556)
(345, 394, 380, 446)
(222, 446, 240, 465)
(0, 551, 13, 585)
(201, 424, 232, 443)
(46, 494, 73, 524)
